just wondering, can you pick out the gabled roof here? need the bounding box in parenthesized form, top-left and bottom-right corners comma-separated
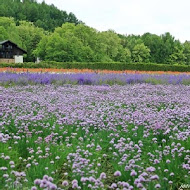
(0, 40, 27, 53)
(0, 40, 9, 45)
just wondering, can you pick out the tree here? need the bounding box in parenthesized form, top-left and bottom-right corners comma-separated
(142, 33, 163, 63)
(33, 35, 49, 61)
(0, 0, 81, 31)
(99, 30, 123, 61)
(0, 26, 8, 41)
(73, 24, 107, 61)
(120, 34, 142, 50)
(132, 43, 150, 63)
(17, 21, 45, 61)
(0, 17, 21, 46)
(160, 32, 176, 64)
(168, 41, 186, 65)
(183, 41, 190, 65)
(115, 47, 132, 63)
(35, 23, 95, 62)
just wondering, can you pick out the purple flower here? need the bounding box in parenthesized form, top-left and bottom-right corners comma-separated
(72, 183, 78, 189)
(111, 183, 117, 189)
(4, 156, 10, 160)
(9, 161, 14, 165)
(139, 176, 146, 182)
(26, 163, 31, 168)
(114, 171, 121, 177)
(34, 179, 41, 185)
(31, 187, 37, 190)
(3, 174, 9, 178)
(48, 177, 53, 182)
(130, 170, 137, 176)
(43, 175, 49, 180)
(40, 183, 45, 188)
(62, 180, 69, 186)
(122, 182, 129, 188)
(154, 159, 160, 164)
(72, 179, 78, 184)
(150, 175, 159, 180)
(81, 177, 88, 182)
(49, 184, 57, 190)
(100, 172, 107, 179)
(155, 184, 161, 188)
(89, 176, 96, 182)
(166, 159, 171, 163)
(137, 183, 143, 188)
(146, 166, 156, 172)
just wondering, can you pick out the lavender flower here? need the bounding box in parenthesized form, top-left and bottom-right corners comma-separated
(114, 171, 121, 177)
(62, 180, 69, 186)
(130, 170, 137, 176)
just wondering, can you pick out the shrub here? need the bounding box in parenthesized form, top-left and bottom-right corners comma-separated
(0, 62, 190, 72)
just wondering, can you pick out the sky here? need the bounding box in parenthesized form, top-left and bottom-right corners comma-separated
(38, 0, 190, 42)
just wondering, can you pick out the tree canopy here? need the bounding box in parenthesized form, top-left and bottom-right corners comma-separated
(0, 0, 81, 31)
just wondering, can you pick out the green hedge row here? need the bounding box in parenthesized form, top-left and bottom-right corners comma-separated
(0, 61, 190, 72)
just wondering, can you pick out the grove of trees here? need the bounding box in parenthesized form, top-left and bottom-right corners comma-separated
(0, 0, 81, 31)
(0, 0, 190, 64)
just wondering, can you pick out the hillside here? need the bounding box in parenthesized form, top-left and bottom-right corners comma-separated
(0, 0, 81, 31)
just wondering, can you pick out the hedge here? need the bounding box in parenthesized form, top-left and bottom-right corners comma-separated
(0, 61, 190, 72)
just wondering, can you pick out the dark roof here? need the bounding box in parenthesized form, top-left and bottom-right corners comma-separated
(0, 40, 27, 53)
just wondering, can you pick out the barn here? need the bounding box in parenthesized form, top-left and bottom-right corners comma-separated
(0, 40, 27, 63)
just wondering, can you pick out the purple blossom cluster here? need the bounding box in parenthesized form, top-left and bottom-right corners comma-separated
(0, 84, 190, 189)
(33, 175, 57, 190)
(0, 72, 190, 85)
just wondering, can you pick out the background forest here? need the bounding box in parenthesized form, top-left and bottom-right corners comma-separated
(0, 0, 190, 65)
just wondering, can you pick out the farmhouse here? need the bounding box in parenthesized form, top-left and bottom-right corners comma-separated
(0, 40, 27, 63)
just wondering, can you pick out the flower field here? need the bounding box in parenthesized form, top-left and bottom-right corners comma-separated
(0, 80, 190, 189)
(1, 67, 190, 75)
(1, 72, 190, 86)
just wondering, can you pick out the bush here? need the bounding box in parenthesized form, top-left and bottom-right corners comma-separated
(0, 61, 190, 72)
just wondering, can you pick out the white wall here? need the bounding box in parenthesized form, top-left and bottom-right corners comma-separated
(36, 57, 41, 63)
(14, 55, 23, 63)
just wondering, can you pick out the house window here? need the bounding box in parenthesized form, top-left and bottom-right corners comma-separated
(8, 45, 12, 50)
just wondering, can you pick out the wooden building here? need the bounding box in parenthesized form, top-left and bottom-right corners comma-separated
(0, 40, 27, 63)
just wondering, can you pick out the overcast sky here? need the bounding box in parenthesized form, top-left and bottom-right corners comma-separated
(38, 0, 190, 42)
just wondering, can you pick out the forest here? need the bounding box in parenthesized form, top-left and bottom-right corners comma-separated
(0, 0, 80, 31)
(0, 0, 190, 64)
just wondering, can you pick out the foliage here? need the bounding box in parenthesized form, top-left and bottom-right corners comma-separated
(17, 21, 45, 62)
(131, 43, 150, 63)
(0, 17, 22, 46)
(34, 24, 127, 63)
(0, 0, 81, 31)
(168, 42, 186, 65)
(0, 17, 45, 61)
(183, 41, 190, 65)
(1, 62, 190, 72)
(141, 33, 163, 63)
